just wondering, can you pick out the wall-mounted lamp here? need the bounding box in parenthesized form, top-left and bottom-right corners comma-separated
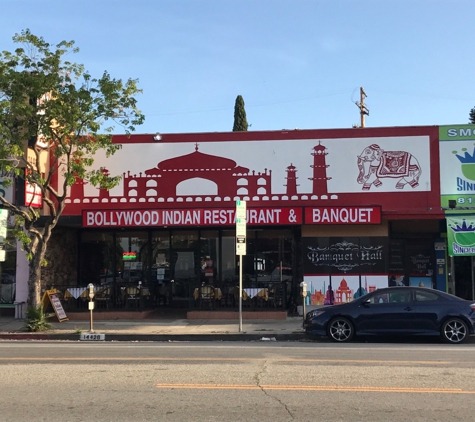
(0, 157, 20, 168)
(153, 133, 162, 141)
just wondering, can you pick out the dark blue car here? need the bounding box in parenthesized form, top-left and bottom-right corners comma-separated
(304, 286, 475, 344)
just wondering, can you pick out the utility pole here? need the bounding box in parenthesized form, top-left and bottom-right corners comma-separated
(355, 87, 369, 128)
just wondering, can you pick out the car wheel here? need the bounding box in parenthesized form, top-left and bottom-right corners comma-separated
(327, 317, 354, 342)
(441, 318, 468, 344)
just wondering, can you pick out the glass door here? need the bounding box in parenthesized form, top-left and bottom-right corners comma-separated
(170, 230, 199, 307)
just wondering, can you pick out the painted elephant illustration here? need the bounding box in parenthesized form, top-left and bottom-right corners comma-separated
(357, 144, 421, 190)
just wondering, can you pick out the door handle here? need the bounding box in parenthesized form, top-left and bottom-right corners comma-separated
(404, 306, 413, 311)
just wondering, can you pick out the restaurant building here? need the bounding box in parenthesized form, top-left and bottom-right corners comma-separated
(28, 124, 446, 313)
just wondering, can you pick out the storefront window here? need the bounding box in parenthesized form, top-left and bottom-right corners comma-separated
(0, 237, 17, 304)
(199, 231, 219, 285)
(241, 230, 293, 287)
(302, 236, 388, 306)
(79, 232, 116, 286)
(76, 227, 296, 309)
(221, 230, 236, 284)
(256, 230, 292, 284)
(116, 231, 149, 284)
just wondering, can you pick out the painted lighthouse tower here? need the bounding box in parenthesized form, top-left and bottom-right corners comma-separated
(284, 163, 299, 196)
(309, 141, 331, 195)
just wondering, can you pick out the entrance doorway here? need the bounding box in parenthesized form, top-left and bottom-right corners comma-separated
(451, 256, 475, 300)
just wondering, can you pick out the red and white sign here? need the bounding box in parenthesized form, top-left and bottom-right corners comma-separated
(304, 206, 381, 225)
(25, 181, 43, 208)
(83, 207, 302, 228)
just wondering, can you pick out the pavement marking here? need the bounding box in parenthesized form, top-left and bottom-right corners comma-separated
(155, 383, 475, 394)
(0, 357, 452, 364)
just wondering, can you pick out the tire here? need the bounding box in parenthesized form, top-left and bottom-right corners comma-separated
(441, 318, 469, 344)
(327, 317, 354, 342)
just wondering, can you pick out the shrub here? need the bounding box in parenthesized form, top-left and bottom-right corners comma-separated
(24, 305, 54, 332)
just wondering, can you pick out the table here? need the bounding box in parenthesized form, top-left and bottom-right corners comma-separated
(243, 288, 268, 301)
(194, 287, 222, 300)
(64, 287, 88, 299)
(64, 287, 108, 309)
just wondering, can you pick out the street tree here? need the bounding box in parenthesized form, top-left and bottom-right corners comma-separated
(469, 107, 475, 124)
(0, 29, 144, 307)
(232, 95, 248, 131)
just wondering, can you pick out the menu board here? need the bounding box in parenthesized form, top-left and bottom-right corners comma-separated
(388, 240, 405, 273)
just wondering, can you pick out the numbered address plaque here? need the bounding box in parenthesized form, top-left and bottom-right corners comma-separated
(80, 333, 105, 341)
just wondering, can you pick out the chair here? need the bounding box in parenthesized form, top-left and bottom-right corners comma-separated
(199, 285, 215, 310)
(255, 288, 268, 308)
(156, 284, 168, 306)
(140, 287, 152, 308)
(95, 287, 112, 309)
(220, 285, 236, 308)
(125, 286, 140, 309)
(213, 287, 223, 307)
(268, 284, 284, 308)
(228, 286, 240, 308)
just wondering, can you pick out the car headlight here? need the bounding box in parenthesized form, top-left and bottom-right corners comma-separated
(308, 309, 326, 319)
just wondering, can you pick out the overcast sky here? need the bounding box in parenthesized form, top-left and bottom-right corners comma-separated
(2, 0, 474, 134)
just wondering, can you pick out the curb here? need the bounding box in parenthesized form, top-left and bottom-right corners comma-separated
(0, 333, 307, 342)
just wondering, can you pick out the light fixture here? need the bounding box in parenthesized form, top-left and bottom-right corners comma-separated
(153, 133, 162, 141)
(0, 157, 20, 168)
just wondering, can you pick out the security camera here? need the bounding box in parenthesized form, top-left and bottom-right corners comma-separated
(153, 133, 162, 141)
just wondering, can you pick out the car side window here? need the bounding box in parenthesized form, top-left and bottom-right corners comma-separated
(415, 291, 439, 302)
(388, 291, 411, 303)
(367, 293, 389, 304)
(367, 290, 411, 304)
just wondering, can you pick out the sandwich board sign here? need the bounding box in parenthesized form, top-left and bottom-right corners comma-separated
(42, 289, 68, 322)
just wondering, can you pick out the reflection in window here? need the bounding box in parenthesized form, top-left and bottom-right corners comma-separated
(415, 291, 439, 302)
(200, 231, 219, 285)
(116, 231, 149, 283)
(0, 225, 17, 303)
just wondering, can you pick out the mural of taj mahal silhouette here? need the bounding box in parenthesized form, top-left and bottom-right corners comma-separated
(66, 141, 337, 208)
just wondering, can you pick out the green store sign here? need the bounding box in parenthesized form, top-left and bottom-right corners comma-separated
(439, 125, 475, 209)
(447, 216, 475, 256)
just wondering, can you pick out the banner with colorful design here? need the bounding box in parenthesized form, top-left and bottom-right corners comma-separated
(446, 216, 475, 256)
(439, 125, 475, 210)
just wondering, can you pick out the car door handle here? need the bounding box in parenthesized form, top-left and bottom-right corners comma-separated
(404, 306, 413, 311)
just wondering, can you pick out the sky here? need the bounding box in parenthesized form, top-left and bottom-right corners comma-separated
(1, 0, 475, 135)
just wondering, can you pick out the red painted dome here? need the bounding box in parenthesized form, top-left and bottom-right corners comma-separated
(145, 144, 249, 175)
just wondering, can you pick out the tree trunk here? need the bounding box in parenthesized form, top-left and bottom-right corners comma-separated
(28, 252, 44, 308)
(27, 230, 51, 308)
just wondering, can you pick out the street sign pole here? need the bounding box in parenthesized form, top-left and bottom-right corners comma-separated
(235, 200, 246, 333)
(239, 254, 243, 332)
(0, 209, 8, 262)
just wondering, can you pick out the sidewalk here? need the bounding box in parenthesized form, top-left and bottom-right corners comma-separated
(0, 315, 307, 342)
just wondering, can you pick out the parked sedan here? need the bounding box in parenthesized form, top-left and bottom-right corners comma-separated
(305, 286, 475, 344)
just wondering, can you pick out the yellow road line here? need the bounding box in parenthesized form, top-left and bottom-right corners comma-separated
(156, 383, 475, 394)
(0, 357, 452, 364)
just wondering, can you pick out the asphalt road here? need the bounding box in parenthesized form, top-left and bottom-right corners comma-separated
(0, 340, 474, 422)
